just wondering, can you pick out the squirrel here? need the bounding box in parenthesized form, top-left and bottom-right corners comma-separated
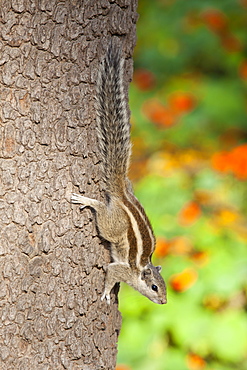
(71, 43, 167, 305)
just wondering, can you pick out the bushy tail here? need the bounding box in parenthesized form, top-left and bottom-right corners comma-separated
(95, 43, 131, 194)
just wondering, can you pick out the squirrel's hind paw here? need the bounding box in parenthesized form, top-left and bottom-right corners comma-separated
(101, 291, 111, 305)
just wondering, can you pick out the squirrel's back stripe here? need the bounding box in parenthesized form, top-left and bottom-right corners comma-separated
(122, 190, 155, 268)
(125, 190, 155, 266)
(120, 202, 143, 268)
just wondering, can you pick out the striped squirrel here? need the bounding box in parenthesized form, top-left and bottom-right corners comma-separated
(71, 43, 167, 305)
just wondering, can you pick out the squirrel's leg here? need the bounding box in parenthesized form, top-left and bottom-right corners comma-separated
(101, 262, 131, 304)
(71, 193, 111, 237)
(71, 193, 103, 211)
(71, 193, 128, 243)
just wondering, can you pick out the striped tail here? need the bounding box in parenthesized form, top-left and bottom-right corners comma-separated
(95, 43, 132, 194)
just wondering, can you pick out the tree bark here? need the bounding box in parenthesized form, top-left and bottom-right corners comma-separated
(0, 1, 138, 369)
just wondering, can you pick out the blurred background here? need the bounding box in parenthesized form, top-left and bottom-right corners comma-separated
(116, 0, 247, 369)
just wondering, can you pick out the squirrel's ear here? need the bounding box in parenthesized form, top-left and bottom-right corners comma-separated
(156, 266, 162, 273)
(141, 267, 152, 280)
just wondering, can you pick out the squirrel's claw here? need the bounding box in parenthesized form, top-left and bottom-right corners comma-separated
(101, 292, 111, 304)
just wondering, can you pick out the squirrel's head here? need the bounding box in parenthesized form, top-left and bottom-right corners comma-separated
(137, 264, 167, 304)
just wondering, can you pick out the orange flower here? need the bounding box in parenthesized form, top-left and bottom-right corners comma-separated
(169, 236, 192, 255)
(240, 0, 247, 7)
(179, 201, 201, 226)
(239, 60, 247, 80)
(221, 34, 242, 53)
(168, 92, 196, 114)
(212, 144, 247, 180)
(216, 208, 239, 226)
(155, 236, 193, 258)
(115, 365, 132, 370)
(143, 99, 176, 127)
(155, 237, 171, 258)
(201, 8, 227, 33)
(187, 353, 206, 370)
(211, 151, 231, 173)
(229, 144, 247, 179)
(190, 251, 209, 267)
(170, 268, 198, 292)
(133, 69, 155, 91)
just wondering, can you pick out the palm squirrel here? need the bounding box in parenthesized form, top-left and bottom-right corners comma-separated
(71, 43, 167, 305)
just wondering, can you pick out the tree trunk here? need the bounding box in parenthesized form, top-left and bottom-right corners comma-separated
(0, 1, 138, 369)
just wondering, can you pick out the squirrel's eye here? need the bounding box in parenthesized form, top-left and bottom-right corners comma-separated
(151, 284, 158, 292)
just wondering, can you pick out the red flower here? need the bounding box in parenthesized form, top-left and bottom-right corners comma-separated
(133, 69, 155, 91)
(201, 9, 227, 33)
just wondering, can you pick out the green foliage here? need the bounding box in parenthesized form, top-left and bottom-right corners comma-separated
(117, 1, 247, 370)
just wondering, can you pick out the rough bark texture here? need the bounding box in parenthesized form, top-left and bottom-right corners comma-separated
(0, 1, 138, 369)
